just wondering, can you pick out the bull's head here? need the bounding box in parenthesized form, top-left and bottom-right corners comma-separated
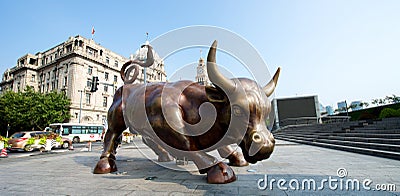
(206, 40, 280, 164)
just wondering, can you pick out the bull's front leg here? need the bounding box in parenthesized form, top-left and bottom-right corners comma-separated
(186, 151, 237, 184)
(218, 145, 248, 167)
(93, 127, 124, 174)
(94, 92, 126, 174)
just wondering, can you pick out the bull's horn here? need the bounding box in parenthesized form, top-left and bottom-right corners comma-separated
(207, 40, 236, 93)
(263, 67, 281, 97)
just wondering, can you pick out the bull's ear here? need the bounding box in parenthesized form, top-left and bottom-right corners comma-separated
(205, 86, 227, 103)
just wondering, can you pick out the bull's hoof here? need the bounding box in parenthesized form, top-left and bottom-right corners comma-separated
(206, 162, 236, 184)
(228, 151, 249, 167)
(93, 157, 117, 174)
(158, 153, 174, 162)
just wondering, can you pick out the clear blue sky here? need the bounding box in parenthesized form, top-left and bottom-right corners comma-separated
(1, 0, 399, 108)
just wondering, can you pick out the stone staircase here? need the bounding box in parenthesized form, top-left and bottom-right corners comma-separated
(273, 117, 400, 160)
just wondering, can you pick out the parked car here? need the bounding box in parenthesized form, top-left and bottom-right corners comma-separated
(7, 131, 72, 152)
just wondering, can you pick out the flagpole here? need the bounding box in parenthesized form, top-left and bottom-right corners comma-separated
(91, 26, 95, 40)
(144, 32, 149, 84)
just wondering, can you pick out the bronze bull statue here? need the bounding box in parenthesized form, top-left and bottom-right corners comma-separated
(94, 40, 280, 184)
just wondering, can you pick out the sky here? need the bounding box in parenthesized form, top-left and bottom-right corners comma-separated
(0, 0, 399, 108)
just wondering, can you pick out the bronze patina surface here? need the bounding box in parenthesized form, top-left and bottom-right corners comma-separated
(94, 41, 280, 184)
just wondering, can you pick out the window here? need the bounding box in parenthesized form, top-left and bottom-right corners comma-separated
(87, 79, 91, 88)
(31, 74, 35, 82)
(104, 85, 108, 92)
(106, 57, 110, 64)
(103, 97, 107, 107)
(66, 44, 72, 52)
(87, 47, 94, 56)
(114, 60, 118, 67)
(88, 66, 93, 75)
(63, 76, 67, 86)
(86, 93, 91, 104)
(105, 72, 109, 81)
(114, 75, 117, 83)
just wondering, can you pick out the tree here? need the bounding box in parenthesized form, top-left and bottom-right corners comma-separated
(385, 94, 400, 104)
(0, 87, 71, 136)
(359, 102, 369, 108)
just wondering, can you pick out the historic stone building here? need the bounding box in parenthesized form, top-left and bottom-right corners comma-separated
(0, 35, 167, 125)
(195, 56, 211, 86)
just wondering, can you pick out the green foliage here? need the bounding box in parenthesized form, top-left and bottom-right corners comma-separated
(39, 136, 47, 145)
(0, 87, 71, 135)
(379, 108, 400, 119)
(27, 138, 36, 145)
(55, 136, 63, 144)
(0, 136, 9, 148)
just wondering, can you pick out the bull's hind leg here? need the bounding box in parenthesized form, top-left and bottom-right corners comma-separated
(94, 89, 126, 174)
(142, 136, 174, 162)
(218, 145, 248, 167)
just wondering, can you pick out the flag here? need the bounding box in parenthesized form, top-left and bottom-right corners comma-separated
(91, 26, 95, 35)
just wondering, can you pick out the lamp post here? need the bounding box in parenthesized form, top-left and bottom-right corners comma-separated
(139, 33, 149, 84)
(6, 124, 10, 138)
(78, 90, 83, 123)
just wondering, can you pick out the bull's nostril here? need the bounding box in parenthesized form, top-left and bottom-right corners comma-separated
(252, 133, 262, 143)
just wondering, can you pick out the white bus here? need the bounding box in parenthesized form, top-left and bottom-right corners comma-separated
(48, 123, 105, 143)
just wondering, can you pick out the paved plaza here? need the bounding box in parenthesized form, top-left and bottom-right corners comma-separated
(0, 138, 399, 195)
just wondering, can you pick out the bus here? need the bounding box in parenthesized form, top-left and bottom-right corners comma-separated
(48, 123, 105, 143)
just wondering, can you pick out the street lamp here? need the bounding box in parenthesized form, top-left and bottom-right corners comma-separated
(78, 90, 83, 123)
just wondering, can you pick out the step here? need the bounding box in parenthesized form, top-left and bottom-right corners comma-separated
(275, 137, 400, 161)
(274, 133, 400, 145)
(275, 135, 400, 152)
(274, 131, 400, 139)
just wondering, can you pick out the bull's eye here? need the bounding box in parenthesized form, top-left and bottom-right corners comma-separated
(232, 105, 243, 116)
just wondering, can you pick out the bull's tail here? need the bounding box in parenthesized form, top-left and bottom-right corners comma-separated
(120, 45, 155, 85)
(120, 60, 139, 84)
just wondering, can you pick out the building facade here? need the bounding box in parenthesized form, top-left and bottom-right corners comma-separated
(195, 57, 211, 86)
(0, 35, 167, 125)
(337, 101, 348, 113)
